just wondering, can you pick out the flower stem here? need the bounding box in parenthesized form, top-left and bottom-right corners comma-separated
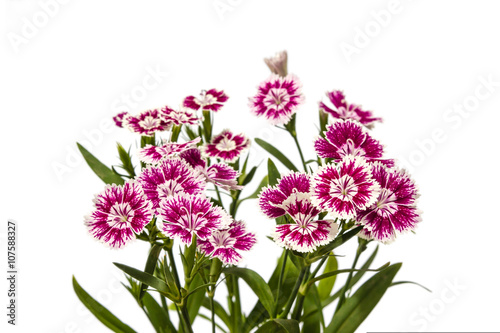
(180, 304, 194, 333)
(279, 265, 307, 318)
(290, 131, 308, 172)
(273, 250, 289, 318)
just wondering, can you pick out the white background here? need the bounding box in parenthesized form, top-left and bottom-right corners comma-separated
(2, 0, 500, 332)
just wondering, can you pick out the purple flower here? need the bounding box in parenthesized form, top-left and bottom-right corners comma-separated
(264, 50, 288, 77)
(249, 74, 305, 125)
(84, 181, 153, 248)
(124, 109, 172, 136)
(113, 112, 129, 128)
(319, 90, 382, 129)
(314, 120, 394, 167)
(180, 148, 243, 191)
(356, 163, 421, 243)
(138, 138, 201, 165)
(183, 89, 229, 112)
(312, 157, 380, 219)
(259, 172, 338, 252)
(157, 194, 229, 245)
(137, 158, 206, 212)
(203, 130, 250, 163)
(160, 105, 199, 126)
(198, 220, 256, 264)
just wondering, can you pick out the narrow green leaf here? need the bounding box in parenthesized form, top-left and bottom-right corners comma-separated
(139, 244, 163, 300)
(223, 267, 275, 319)
(307, 263, 390, 288)
(317, 255, 338, 301)
(256, 138, 298, 172)
(314, 226, 363, 258)
(186, 274, 206, 324)
(240, 175, 268, 202)
(241, 166, 258, 186)
(77, 143, 124, 185)
(72, 276, 136, 333)
(113, 263, 171, 296)
(117, 143, 136, 178)
(267, 158, 281, 187)
(184, 125, 198, 141)
(325, 263, 402, 333)
(390, 280, 431, 293)
(255, 319, 300, 333)
(142, 292, 176, 333)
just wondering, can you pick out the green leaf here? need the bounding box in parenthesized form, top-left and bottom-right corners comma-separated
(317, 255, 338, 301)
(184, 125, 198, 141)
(116, 143, 136, 178)
(256, 138, 298, 172)
(223, 267, 275, 319)
(142, 292, 176, 333)
(186, 274, 206, 324)
(255, 319, 300, 333)
(302, 284, 323, 333)
(77, 143, 124, 185)
(113, 263, 172, 297)
(325, 263, 402, 333)
(390, 280, 431, 293)
(267, 158, 281, 187)
(241, 166, 258, 186)
(202, 297, 231, 330)
(72, 276, 136, 333)
(139, 244, 163, 300)
(314, 226, 363, 258)
(241, 175, 268, 202)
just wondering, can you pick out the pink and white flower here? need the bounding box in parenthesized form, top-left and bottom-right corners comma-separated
(203, 130, 250, 163)
(314, 120, 394, 167)
(137, 158, 206, 212)
(157, 194, 229, 245)
(259, 172, 338, 252)
(319, 90, 382, 129)
(249, 74, 305, 125)
(85, 181, 153, 248)
(198, 220, 256, 264)
(312, 157, 380, 219)
(160, 105, 199, 126)
(180, 148, 243, 191)
(123, 109, 171, 136)
(183, 89, 229, 112)
(138, 137, 201, 165)
(356, 163, 421, 243)
(113, 112, 129, 128)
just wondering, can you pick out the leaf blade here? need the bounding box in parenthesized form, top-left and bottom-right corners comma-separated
(77, 143, 124, 185)
(256, 138, 298, 172)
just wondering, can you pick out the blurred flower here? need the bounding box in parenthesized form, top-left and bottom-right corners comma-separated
(356, 163, 421, 243)
(123, 109, 171, 136)
(113, 112, 129, 128)
(157, 194, 229, 245)
(160, 105, 199, 126)
(312, 156, 380, 219)
(314, 120, 394, 167)
(137, 158, 206, 212)
(198, 220, 256, 264)
(203, 130, 250, 163)
(264, 50, 288, 77)
(319, 90, 382, 129)
(249, 74, 304, 125)
(183, 89, 229, 112)
(138, 137, 201, 165)
(84, 181, 153, 248)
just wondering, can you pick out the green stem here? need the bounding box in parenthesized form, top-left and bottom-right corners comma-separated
(166, 247, 182, 295)
(273, 250, 289, 318)
(233, 275, 242, 332)
(180, 304, 194, 333)
(279, 266, 307, 318)
(210, 292, 216, 333)
(290, 132, 307, 172)
(214, 185, 224, 210)
(291, 268, 310, 320)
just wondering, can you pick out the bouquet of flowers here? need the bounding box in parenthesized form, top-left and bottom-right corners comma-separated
(73, 51, 425, 333)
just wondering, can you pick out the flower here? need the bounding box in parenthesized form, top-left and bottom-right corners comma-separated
(198, 220, 256, 264)
(264, 50, 288, 77)
(356, 163, 421, 243)
(249, 74, 305, 125)
(312, 157, 380, 219)
(113, 112, 129, 128)
(160, 105, 199, 126)
(203, 130, 250, 163)
(259, 172, 338, 252)
(319, 90, 382, 129)
(180, 148, 243, 191)
(183, 89, 229, 112)
(123, 109, 171, 136)
(138, 137, 201, 165)
(137, 158, 206, 212)
(314, 120, 394, 167)
(157, 194, 229, 245)
(84, 181, 153, 248)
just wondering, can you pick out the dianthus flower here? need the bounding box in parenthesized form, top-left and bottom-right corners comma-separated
(203, 130, 250, 163)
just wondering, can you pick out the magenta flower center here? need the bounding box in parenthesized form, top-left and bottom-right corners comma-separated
(338, 105, 361, 121)
(212, 230, 236, 248)
(139, 116, 160, 130)
(158, 181, 184, 199)
(338, 138, 366, 159)
(375, 188, 398, 218)
(265, 88, 290, 107)
(330, 175, 358, 201)
(215, 137, 236, 152)
(108, 202, 134, 226)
